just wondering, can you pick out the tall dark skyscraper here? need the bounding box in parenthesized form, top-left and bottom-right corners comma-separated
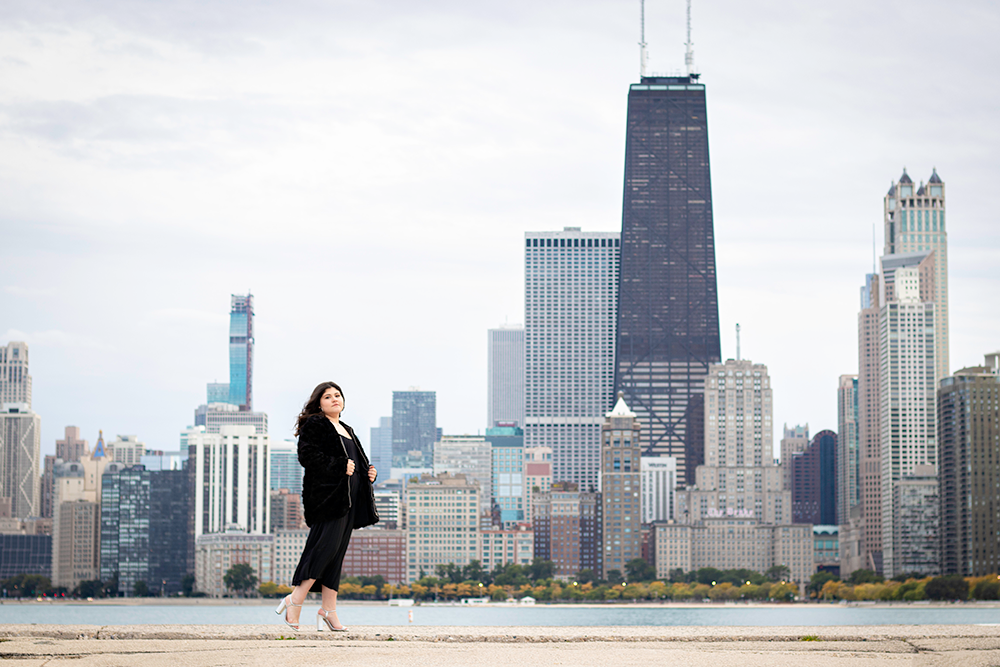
(615, 73, 721, 484)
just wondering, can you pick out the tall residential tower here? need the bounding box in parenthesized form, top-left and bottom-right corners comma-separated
(883, 170, 949, 385)
(0, 342, 31, 408)
(228, 294, 254, 410)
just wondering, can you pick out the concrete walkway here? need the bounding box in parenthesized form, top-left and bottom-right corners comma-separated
(1, 625, 999, 666)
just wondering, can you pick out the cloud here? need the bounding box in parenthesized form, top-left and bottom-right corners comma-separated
(4, 285, 56, 297)
(1, 328, 112, 350)
(141, 308, 227, 327)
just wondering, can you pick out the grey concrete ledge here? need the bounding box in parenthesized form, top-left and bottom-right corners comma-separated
(2, 624, 1000, 643)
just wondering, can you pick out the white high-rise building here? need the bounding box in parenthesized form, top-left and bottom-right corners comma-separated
(836, 375, 859, 526)
(524, 228, 619, 492)
(878, 262, 938, 578)
(640, 456, 677, 524)
(107, 434, 146, 466)
(184, 424, 271, 536)
(0, 403, 40, 519)
(432, 436, 492, 514)
(0, 342, 31, 408)
(670, 359, 815, 588)
(487, 326, 525, 428)
(884, 168, 949, 384)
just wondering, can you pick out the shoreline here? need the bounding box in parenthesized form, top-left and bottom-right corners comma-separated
(2, 597, 998, 609)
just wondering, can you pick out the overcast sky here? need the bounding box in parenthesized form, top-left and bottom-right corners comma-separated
(2, 0, 998, 458)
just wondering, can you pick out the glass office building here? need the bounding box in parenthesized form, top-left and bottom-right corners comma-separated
(228, 294, 254, 410)
(615, 75, 721, 486)
(524, 228, 619, 492)
(487, 425, 525, 523)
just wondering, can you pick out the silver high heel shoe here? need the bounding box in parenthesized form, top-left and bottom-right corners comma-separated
(317, 607, 348, 632)
(275, 594, 302, 631)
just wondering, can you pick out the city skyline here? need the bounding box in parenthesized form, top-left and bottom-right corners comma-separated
(2, 1, 999, 455)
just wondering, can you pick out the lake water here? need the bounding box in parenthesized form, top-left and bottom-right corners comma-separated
(1, 603, 998, 626)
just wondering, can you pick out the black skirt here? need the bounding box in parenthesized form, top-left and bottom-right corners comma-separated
(292, 434, 363, 592)
(292, 503, 356, 592)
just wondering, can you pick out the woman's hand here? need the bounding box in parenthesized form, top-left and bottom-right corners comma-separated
(346, 459, 355, 476)
(368, 466, 377, 482)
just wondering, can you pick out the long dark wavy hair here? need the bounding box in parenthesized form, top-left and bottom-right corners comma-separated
(294, 381, 344, 437)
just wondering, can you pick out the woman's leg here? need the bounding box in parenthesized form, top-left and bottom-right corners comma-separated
(319, 586, 345, 629)
(285, 579, 315, 625)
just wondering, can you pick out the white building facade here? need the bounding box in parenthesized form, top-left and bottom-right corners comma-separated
(524, 228, 619, 492)
(107, 435, 145, 466)
(432, 436, 492, 513)
(480, 525, 534, 569)
(0, 403, 40, 519)
(836, 375, 860, 526)
(672, 359, 814, 586)
(405, 473, 480, 582)
(273, 528, 309, 587)
(194, 529, 274, 596)
(878, 264, 938, 578)
(640, 456, 677, 524)
(884, 169, 949, 383)
(487, 326, 525, 428)
(0, 342, 31, 408)
(184, 424, 271, 536)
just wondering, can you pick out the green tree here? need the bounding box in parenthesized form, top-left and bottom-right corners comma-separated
(462, 561, 486, 584)
(575, 569, 597, 584)
(768, 582, 798, 601)
(808, 571, 839, 596)
(847, 569, 884, 585)
(695, 567, 725, 585)
(133, 581, 150, 597)
(73, 580, 104, 598)
(435, 563, 464, 584)
(492, 563, 528, 587)
(1, 574, 52, 597)
(223, 563, 258, 597)
(722, 569, 766, 586)
(765, 565, 791, 582)
(606, 569, 624, 585)
(667, 568, 685, 583)
(181, 573, 196, 596)
(625, 558, 657, 582)
(925, 575, 968, 601)
(972, 579, 1000, 600)
(528, 558, 555, 582)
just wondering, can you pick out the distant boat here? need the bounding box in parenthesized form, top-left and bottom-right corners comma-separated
(388, 599, 415, 607)
(460, 597, 490, 605)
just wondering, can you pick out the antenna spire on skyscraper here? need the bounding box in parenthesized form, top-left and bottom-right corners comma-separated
(639, 0, 649, 78)
(685, 0, 695, 75)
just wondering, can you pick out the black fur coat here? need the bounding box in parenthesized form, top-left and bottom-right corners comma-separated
(297, 414, 379, 529)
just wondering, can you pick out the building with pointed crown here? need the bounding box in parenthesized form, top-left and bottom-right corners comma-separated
(883, 168, 949, 386)
(599, 392, 642, 579)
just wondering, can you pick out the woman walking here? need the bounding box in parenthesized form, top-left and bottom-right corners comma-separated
(275, 381, 379, 631)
